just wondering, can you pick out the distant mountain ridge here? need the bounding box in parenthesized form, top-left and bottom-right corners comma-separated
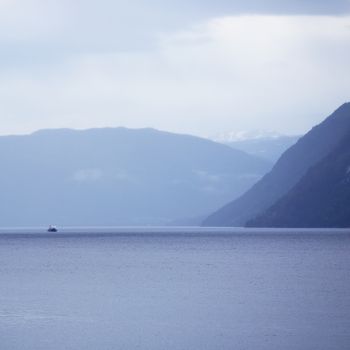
(213, 130, 285, 143)
(0, 127, 270, 226)
(203, 103, 350, 227)
(224, 135, 300, 162)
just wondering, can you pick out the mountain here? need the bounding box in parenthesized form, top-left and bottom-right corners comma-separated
(224, 135, 300, 162)
(203, 103, 350, 227)
(0, 127, 270, 226)
(213, 130, 284, 143)
(247, 132, 350, 228)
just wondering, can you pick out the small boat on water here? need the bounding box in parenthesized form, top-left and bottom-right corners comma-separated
(47, 225, 58, 232)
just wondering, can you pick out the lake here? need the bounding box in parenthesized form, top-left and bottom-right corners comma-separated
(1, 228, 350, 349)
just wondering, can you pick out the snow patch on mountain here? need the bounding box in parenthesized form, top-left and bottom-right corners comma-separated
(212, 130, 284, 143)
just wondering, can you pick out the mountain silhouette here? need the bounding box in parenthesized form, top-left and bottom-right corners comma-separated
(203, 103, 350, 226)
(0, 127, 270, 226)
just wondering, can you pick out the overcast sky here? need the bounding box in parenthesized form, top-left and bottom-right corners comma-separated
(1, 0, 350, 138)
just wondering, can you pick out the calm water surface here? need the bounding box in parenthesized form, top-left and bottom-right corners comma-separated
(0, 228, 350, 350)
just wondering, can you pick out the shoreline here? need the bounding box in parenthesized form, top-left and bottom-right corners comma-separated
(0, 226, 350, 237)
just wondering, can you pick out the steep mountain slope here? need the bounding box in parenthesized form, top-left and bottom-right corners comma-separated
(0, 127, 270, 226)
(203, 103, 350, 227)
(225, 135, 300, 162)
(247, 132, 350, 228)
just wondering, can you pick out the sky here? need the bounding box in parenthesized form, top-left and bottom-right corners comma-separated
(0, 0, 350, 139)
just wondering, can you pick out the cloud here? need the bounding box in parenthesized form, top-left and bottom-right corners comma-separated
(0, 15, 349, 137)
(73, 168, 103, 182)
(0, 1, 348, 50)
(0, 0, 64, 42)
(193, 170, 222, 183)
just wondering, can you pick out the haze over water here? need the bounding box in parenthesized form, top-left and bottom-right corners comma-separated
(1, 228, 350, 350)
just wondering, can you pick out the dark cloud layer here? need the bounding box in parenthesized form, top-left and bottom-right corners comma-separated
(189, 0, 350, 15)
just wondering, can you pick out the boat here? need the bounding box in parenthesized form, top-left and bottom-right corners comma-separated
(47, 225, 58, 232)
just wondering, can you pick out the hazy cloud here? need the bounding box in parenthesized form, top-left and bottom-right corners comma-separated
(194, 170, 222, 183)
(73, 168, 103, 182)
(0, 2, 349, 137)
(0, 0, 349, 55)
